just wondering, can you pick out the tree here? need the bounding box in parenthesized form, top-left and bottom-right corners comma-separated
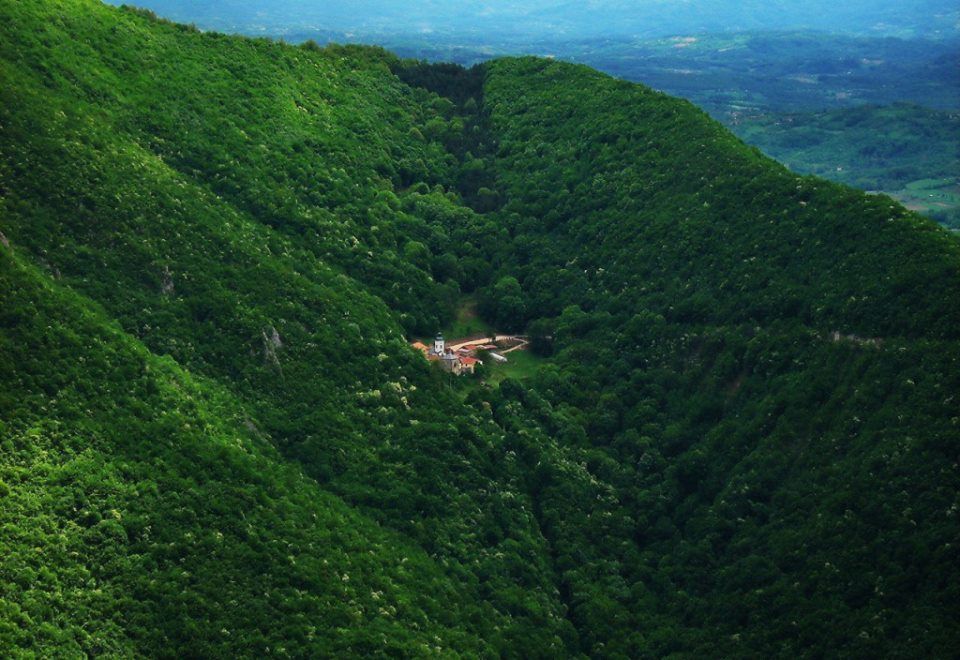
(527, 317, 555, 356)
(402, 241, 432, 272)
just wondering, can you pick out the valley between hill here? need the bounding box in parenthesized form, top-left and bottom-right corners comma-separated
(1, 1, 958, 656)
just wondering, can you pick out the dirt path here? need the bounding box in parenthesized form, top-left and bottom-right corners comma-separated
(448, 335, 529, 352)
(448, 337, 494, 351)
(501, 339, 529, 354)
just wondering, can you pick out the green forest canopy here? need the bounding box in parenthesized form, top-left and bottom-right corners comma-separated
(1, 0, 958, 656)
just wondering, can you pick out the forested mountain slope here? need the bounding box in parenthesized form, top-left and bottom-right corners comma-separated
(1, 1, 958, 656)
(0, 247, 501, 656)
(424, 57, 960, 655)
(1, 1, 568, 654)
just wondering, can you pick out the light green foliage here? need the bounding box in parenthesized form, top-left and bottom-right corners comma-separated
(0, 250, 496, 655)
(0, 1, 568, 654)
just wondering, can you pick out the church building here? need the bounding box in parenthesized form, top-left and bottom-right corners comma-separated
(411, 332, 481, 375)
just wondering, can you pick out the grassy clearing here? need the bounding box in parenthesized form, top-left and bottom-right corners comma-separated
(481, 350, 545, 386)
(454, 350, 547, 398)
(444, 296, 493, 338)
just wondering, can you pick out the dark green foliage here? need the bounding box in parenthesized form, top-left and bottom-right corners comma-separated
(461, 56, 960, 655)
(2, 1, 959, 656)
(481, 57, 960, 340)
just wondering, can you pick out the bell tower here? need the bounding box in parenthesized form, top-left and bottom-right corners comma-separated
(434, 332, 445, 355)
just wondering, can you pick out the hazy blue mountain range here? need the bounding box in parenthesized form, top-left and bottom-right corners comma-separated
(376, 32, 960, 113)
(107, 0, 960, 40)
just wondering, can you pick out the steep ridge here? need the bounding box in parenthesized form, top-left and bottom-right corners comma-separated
(396, 57, 960, 654)
(0, 247, 499, 655)
(481, 57, 960, 340)
(460, 58, 960, 655)
(1, 1, 571, 654)
(2, 1, 959, 656)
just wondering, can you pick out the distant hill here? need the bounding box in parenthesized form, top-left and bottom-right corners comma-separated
(105, 0, 960, 40)
(2, 1, 959, 655)
(734, 104, 960, 227)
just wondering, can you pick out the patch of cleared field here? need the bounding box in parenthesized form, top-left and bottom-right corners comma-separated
(892, 178, 960, 222)
(444, 295, 493, 339)
(482, 349, 545, 385)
